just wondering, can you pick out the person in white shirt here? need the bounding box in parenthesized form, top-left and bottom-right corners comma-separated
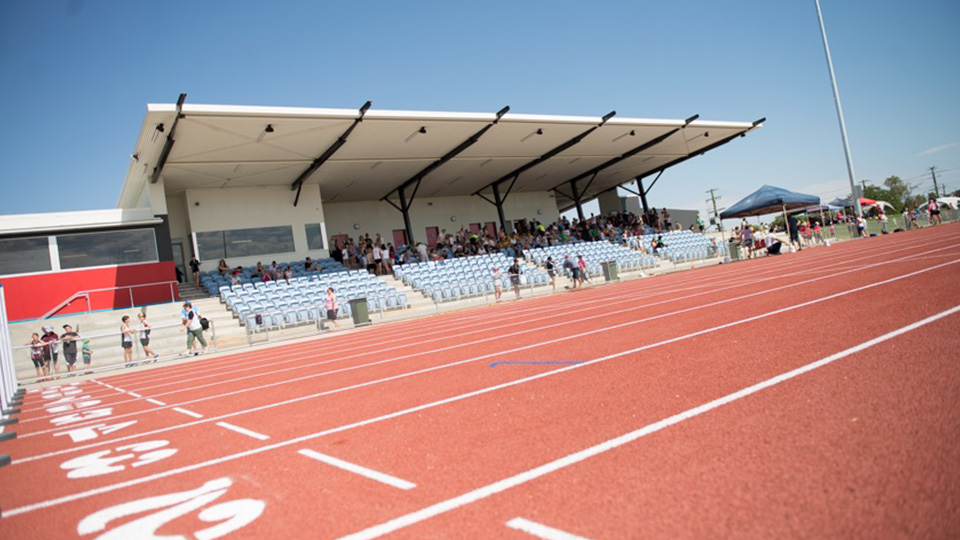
(179, 302, 207, 356)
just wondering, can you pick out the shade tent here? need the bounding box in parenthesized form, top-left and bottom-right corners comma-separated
(719, 185, 821, 219)
(936, 196, 959, 209)
(828, 197, 852, 208)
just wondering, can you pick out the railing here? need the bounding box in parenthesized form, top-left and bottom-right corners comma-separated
(41, 281, 179, 320)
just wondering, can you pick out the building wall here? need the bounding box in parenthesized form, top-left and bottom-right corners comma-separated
(323, 191, 560, 244)
(180, 185, 329, 268)
(0, 261, 176, 322)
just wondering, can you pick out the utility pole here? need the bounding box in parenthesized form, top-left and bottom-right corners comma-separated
(706, 188, 723, 232)
(930, 166, 940, 197)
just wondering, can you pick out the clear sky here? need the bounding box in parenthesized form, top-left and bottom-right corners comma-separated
(1, 0, 958, 221)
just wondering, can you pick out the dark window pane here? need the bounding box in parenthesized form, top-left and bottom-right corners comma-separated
(0, 237, 52, 275)
(196, 231, 226, 261)
(223, 226, 295, 258)
(305, 224, 325, 250)
(58, 229, 158, 270)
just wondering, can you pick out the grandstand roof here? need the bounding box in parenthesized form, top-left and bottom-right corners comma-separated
(118, 102, 762, 210)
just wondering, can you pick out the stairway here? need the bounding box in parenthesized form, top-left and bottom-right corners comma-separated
(176, 281, 209, 301)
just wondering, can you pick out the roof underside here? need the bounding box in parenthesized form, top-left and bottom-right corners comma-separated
(119, 103, 761, 210)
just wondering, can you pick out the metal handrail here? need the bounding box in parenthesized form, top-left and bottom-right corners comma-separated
(41, 280, 179, 320)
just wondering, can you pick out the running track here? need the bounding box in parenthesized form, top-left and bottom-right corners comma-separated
(1, 224, 958, 539)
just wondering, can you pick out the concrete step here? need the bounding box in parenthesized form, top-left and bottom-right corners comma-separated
(176, 282, 209, 300)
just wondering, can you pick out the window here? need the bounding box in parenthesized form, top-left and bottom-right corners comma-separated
(57, 229, 158, 270)
(0, 237, 52, 275)
(305, 223, 325, 250)
(196, 226, 295, 260)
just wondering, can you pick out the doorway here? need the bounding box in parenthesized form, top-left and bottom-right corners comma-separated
(171, 238, 187, 283)
(392, 229, 409, 247)
(425, 226, 439, 247)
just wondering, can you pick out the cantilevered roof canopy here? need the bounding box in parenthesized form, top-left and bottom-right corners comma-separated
(118, 100, 762, 209)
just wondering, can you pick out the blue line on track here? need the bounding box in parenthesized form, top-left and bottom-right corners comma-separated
(489, 361, 585, 367)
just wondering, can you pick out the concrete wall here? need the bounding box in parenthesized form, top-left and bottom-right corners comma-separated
(175, 185, 329, 268)
(323, 191, 560, 244)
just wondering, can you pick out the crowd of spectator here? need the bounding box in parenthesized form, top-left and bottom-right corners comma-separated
(328, 210, 693, 271)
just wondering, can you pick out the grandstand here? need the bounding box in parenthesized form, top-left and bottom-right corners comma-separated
(525, 240, 657, 278)
(394, 253, 550, 303)
(628, 229, 728, 263)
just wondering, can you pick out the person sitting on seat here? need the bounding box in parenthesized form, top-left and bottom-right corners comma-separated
(765, 230, 782, 255)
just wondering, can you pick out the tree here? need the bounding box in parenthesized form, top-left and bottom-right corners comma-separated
(882, 176, 911, 212)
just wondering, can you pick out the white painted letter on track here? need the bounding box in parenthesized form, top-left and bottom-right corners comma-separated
(54, 421, 139, 443)
(77, 477, 265, 540)
(61, 440, 177, 479)
(49, 408, 114, 426)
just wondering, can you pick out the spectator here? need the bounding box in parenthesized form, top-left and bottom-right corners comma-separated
(765, 229, 783, 255)
(879, 212, 888, 233)
(492, 266, 503, 302)
(929, 199, 942, 225)
(179, 301, 207, 356)
(578, 255, 591, 285)
(856, 215, 867, 237)
(41, 326, 60, 378)
(81, 339, 93, 374)
(787, 215, 802, 251)
(26, 332, 44, 379)
(60, 324, 81, 374)
(305, 257, 318, 271)
(382, 244, 393, 274)
(137, 312, 160, 361)
(740, 226, 755, 258)
(508, 258, 523, 299)
(230, 269, 242, 288)
(254, 261, 266, 279)
(120, 316, 136, 367)
(175, 266, 185, 284)
(324, 287, 340, 329)
(189, 256, 202, 287)
(373, 243, 383, 275)
(270, 261, 280, 279)
(217, 259, 230, 276)
(545, 256, 557, 292)
(563, 254, 580, 289)
(283, 266, 293, 284)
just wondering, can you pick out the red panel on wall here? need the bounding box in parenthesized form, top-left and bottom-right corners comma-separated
(0, 261, 178, 322)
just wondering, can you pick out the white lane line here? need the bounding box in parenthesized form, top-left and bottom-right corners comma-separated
(127, 392, 142, 398)
(298, 449, 416, 490)
(336, 304, 960, 540)
(145, 398, 166, 406)
(172, 407, 203, 419)
(12, 256, 960, 464)
(215, 422, 269, 441)
(506, 518, 591, 540)
(5, 271, 957, 519)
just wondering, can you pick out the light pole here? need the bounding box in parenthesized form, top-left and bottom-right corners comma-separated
(814, 0, 862, 218)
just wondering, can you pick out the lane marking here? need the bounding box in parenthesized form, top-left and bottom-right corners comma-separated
(506, 517, 592, 540)
(64, 231, 952, 397)
(338, 303, 960, 539)
(20, 241, 960, 432)
(215, 422, 269, 441)
(298, 449, 416, 490)
(5, 265, 957, 517)
(490, 362, 584, 367)
(172, 407, 203, 419)
(145, 399, 166, 406)
(127, 392, 142, 399)
(13, 256, 960, 464)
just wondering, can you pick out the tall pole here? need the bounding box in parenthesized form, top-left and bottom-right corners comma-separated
(814, 0, 862, 218)
(930, 166, 940, 198)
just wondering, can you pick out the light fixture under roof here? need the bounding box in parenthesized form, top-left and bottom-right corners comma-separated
(520, 128, 543, 143)
(265, 124, 275, 133)
(405, 126, 428, 143)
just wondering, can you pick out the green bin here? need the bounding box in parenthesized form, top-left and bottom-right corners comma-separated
(600, 260, 619, 281)
(349, 298, 371, 326)
(728, 240, 741, 261)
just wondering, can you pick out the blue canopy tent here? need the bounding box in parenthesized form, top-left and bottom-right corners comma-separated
(720, 185, 821, 219)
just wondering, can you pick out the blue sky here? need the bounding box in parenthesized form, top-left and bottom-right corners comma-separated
(1, 0, 958, 220)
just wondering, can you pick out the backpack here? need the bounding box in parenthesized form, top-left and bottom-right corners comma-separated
(200, 317, 210, 331)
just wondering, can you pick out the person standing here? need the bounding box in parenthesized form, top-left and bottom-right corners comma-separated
(189, 255, 202, 288)
(137, 312, 160, 361)
(40, 326, 60, 378)
(492, 266, 503, 302)
(81, 339, 93, 374)
(577, 255, 591, 285)
(545, 256, 557, 292)
(180, 302, 207, 356)
(563, 254, 580, 289)
(508, 258, 522, 300)
(26, 333, 44, 379)
(324, 287, 340, 329)
(120, 316, 136, 366)
(929, 199, 942, 225)
(787, 215, 802, 251)
(60, 324, 81, 374)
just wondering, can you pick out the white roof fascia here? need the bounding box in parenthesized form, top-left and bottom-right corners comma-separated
(0, 208, 161, 237)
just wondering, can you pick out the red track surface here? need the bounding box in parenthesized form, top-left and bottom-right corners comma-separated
(2, 224, 959, 539)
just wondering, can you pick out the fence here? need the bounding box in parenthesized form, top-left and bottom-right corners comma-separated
(8, 317, 218, 385)
(2, 284, 24, 457)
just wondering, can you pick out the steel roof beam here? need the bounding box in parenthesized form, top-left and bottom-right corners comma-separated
(292, 100, 372, 205)
(150, 93, 187, 184)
